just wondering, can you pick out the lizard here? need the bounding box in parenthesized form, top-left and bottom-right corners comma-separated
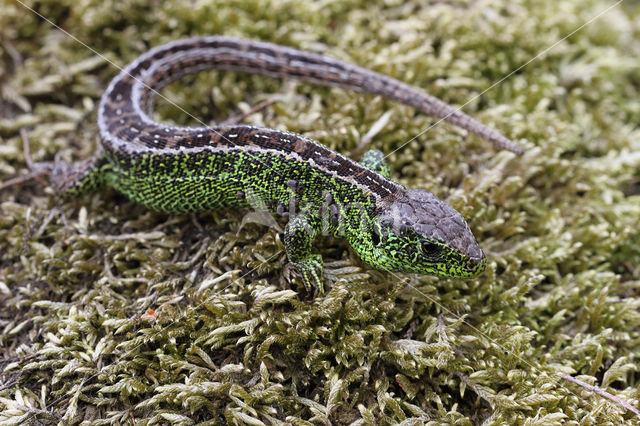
(9, 36, 525, 293)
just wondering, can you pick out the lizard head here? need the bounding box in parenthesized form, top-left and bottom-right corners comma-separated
(357, 188, 486, 278)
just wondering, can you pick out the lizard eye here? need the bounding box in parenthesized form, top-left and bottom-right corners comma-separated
(421, 241, 439, 256)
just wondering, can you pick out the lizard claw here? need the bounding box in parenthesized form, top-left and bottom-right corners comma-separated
(291, 254, 325, 297)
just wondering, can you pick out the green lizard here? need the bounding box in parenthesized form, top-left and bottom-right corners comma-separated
(21, 37, 525, 293)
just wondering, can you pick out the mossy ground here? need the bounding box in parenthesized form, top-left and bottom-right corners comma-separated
(1, 0, 640, 424)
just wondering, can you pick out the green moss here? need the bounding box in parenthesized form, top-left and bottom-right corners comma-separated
(1, 0, 640, 423)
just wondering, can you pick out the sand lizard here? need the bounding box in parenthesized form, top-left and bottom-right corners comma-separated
(19, 36, 525, 293)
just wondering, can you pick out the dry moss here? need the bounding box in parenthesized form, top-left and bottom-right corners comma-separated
(1, 0, 640, 424)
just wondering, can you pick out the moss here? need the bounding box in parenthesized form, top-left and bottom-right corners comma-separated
(1, 0, 640, 423)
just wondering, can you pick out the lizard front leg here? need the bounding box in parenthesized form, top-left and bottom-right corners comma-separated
(283, 211, 324, 295)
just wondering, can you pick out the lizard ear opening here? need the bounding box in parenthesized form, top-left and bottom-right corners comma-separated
(370, 216, 389, 247)
(421, 241, 439, 257)
(371, 228, 380, 246)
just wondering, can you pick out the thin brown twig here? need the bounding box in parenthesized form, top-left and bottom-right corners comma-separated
(1, 39, 23, 69)
(560, 373, 640, 417)
(0, 128, 52, 191)
(0, 354, 40, 391)
(21, 128, 34, 169)
(0, 169, 47, 191)
(220, 98, 280, 126)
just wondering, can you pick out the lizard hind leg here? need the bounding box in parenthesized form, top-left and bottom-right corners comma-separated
(360, 149, 392, 179)
(0, 135, 109, 195)
(50, 149, 111, 196)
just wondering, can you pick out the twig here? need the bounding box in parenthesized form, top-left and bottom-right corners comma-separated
(351, 110, 393, 159)
(0, 128, 53, 191)
(0, 169, 48, 190)
(0, 354, 40, 391)
(560, 373, 640, 417)
(1, 39, 23, 69)
(21, 128, 34, 169)
(220, 98, 279, 126)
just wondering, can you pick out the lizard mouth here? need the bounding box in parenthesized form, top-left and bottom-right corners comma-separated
(464, 253, 487, 277)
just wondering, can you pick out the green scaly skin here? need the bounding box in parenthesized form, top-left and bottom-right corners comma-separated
(47, 36, 520, 294)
